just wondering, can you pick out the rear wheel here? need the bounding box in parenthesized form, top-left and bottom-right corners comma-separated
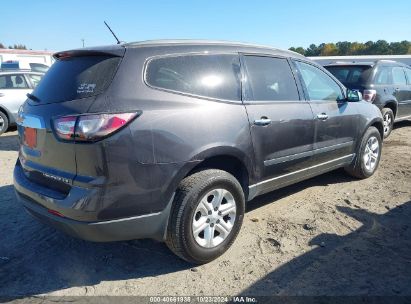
(345, 126, 382, 179)
(382, 108, 394, 138)
(0, 111, 9, 136)
(166, 169, 245, 264)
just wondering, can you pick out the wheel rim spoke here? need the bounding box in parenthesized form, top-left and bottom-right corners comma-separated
(204, 225, 215, 248)
(211, 189, 225, 210)
(220, 204, 236, 216)
(216, 220, 232, 237)
(193, 217, 208, 235)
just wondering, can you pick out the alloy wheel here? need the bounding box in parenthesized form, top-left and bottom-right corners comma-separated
(192, 188, 236, 248)
(383, 113, 392, 135)
(363, 136, 379, 171)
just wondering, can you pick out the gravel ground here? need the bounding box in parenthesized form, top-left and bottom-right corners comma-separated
(0, 122, 410, 299)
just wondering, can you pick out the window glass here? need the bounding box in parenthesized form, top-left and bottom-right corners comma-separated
(27, 74, 43, 88)
(405, 68, 411, 85)
(243, 56, 299, 101)
(146, 54, 241, 101)
(32, 56, 121, 103)
(295, 61, 343, 101)
(0, 74, 29, 89)
(392, 67, 407, 85)
(375, 66, 391, 84)
(325, 65, 372, 87)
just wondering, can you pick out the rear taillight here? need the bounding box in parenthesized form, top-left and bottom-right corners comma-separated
(53, 112, 139, 142)
(363, 89, 377, 103)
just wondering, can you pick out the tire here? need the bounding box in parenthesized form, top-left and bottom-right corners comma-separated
(0, 111, 9, 136)
(166, 169, 245, 264)
(344, 126, 382, 179)
(381, 108, 394, 138)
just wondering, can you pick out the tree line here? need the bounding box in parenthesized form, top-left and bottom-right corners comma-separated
(0, 43, 27, 50)
(290, 40, 411, 56)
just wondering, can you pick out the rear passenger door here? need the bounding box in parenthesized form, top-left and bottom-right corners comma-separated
(241, 55, 315, 190)
(294, 60, 359, 164)
(392, 66, 411, 118)
(403, 67, 411, 117)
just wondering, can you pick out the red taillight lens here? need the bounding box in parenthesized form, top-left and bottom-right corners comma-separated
(53, 112, 138, 142)
(76, 113, 137, 142)
(363, 89, 377, 103)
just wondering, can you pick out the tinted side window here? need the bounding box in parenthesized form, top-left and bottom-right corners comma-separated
(375, 66, 391, 85)
(146, 54, 241, 101)
(295, 61, 343, 101)
(243, 56, 299, 101)
(0, 74, 29, 89)
(392, 67, 407, 85)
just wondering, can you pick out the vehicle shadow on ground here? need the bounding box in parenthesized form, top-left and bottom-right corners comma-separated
(0, 184, 190, 299)
(0, 168, 359, 299)
(240, 200, 411, 296)
(0, 134, 19, 152)
(393, 120, 411, 130)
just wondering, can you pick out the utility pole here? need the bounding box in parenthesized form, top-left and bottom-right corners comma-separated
(81, 39, 85, 48)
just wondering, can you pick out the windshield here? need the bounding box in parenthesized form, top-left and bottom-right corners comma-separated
(325, 65, 372, 87)
(32, 55, 121, 103)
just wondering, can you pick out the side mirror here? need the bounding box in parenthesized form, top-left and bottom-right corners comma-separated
(347, 89, 362, 102)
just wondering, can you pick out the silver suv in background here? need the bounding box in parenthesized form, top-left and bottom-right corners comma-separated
(0, 71, 44, 135)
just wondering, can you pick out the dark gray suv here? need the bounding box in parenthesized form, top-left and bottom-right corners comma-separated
(325, 60, 411, 138)
(14, 40, 384, 264)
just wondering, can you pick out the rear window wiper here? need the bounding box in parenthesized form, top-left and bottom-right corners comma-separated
(27, 93, 41, 102)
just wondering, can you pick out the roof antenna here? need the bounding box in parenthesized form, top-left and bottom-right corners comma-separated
(104, 21, 122, 44)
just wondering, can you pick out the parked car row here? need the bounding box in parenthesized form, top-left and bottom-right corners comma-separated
(0, 71, 44, 135)
(324, 60, 411, 138)
(10, 40, 402, 263)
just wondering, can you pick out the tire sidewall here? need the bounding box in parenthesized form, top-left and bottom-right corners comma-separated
(358, 128, 382, 177)
(181, 175, 244, 263)
(0, 112, 8, 135)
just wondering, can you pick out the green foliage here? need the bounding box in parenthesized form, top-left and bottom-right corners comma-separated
(289, 40, 411, 56)
(3, 44, 28, 50)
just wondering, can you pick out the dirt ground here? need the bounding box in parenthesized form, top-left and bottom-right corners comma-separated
(0, 122, 410, 299)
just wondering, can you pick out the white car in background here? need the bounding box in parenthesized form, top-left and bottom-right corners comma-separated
(0, 71, 44, 135)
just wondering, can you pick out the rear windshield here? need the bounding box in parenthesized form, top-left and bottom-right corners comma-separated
(325, 65, 372, 86)
(32, 55, 121, 103)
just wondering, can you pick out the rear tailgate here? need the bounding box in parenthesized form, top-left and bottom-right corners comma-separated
(17, 47, 125, 194)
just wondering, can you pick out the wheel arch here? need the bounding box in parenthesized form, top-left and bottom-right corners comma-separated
(173, 146, 255, 200)
(382, 100, 398, 118)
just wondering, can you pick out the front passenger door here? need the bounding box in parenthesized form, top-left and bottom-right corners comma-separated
(294, 61, 359, 164)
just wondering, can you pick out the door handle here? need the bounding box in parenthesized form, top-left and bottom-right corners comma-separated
(254, 117, 272, 126)
(316, 113, 329, 121)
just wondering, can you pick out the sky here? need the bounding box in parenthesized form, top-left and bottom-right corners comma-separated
(1, 0, 410, 52)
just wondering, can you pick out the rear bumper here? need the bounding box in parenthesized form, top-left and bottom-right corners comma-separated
(14, 162, 173, 242)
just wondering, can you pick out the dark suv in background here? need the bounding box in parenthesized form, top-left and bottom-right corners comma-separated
(325, 60, 411, 138)
(14, 40, 383, 264)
